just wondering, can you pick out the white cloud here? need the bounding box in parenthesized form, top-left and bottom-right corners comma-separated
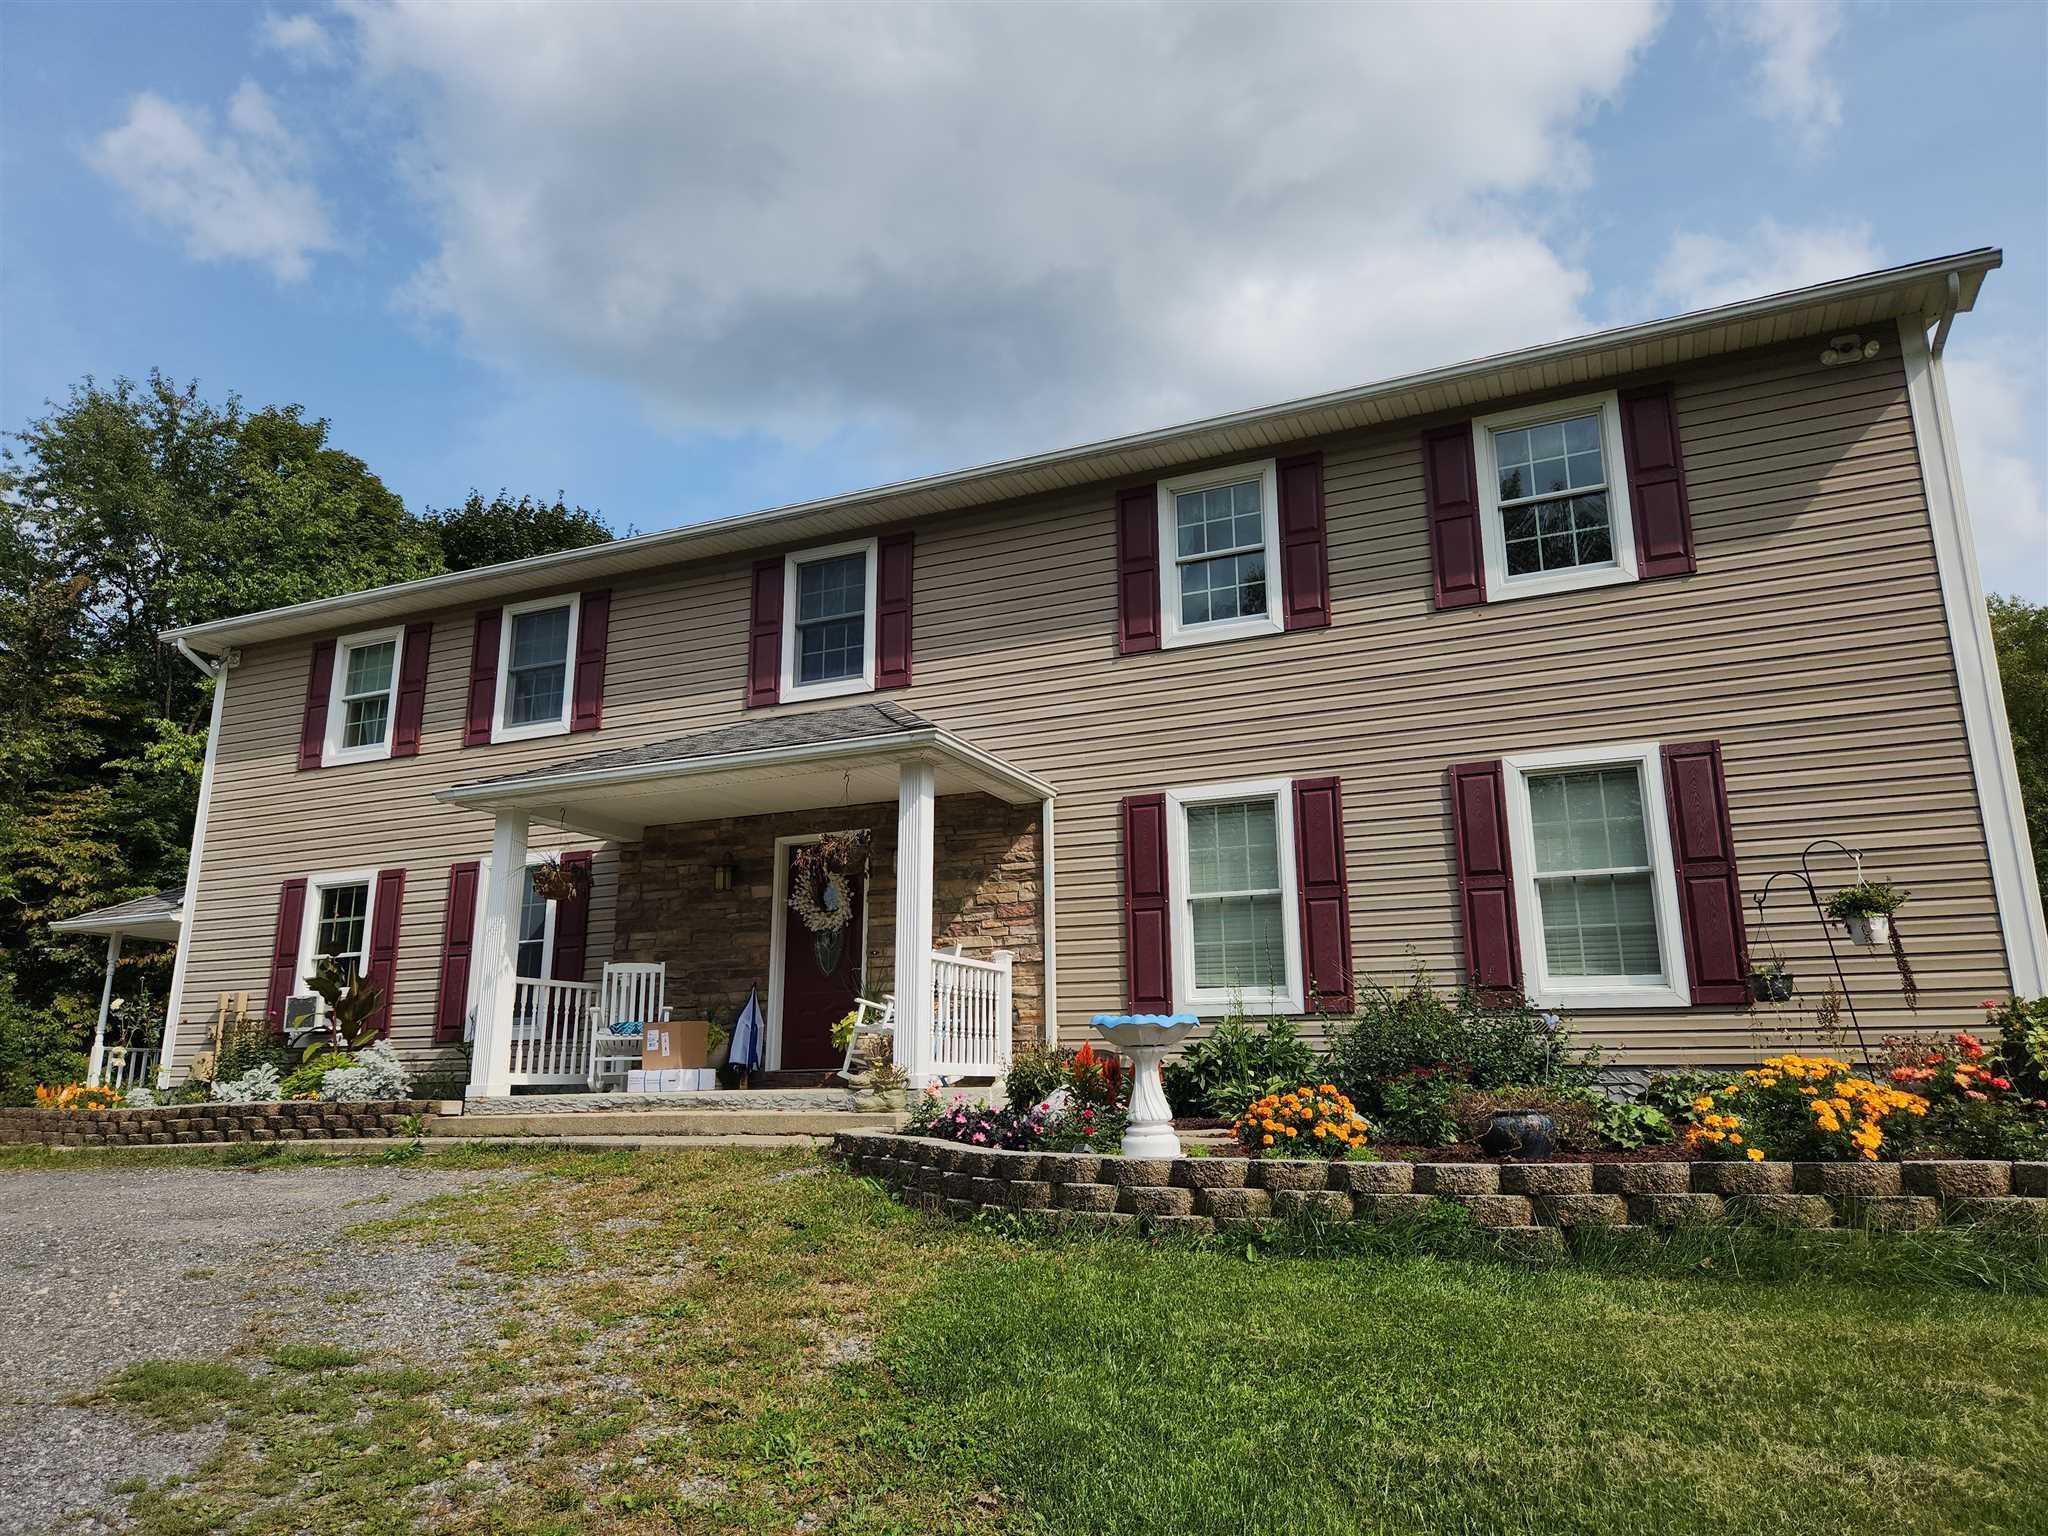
(1944, 344, 2048, 603)
(259, 11, 340, 69)
(87, 81, 334, 282)
(1711, 0, 1846, 155)
(336, 0, 1663, 458)
(1647, 218, 1883, 313)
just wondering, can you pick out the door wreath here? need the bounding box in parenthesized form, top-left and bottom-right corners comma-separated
(788, 830, 870, 935)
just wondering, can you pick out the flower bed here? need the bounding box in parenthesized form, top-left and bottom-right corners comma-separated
(835, 1131, 2048, 1242)
(0, 1099, 436, 1148)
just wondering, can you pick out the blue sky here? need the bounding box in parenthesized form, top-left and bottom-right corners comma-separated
(4, 1, 2043, 597)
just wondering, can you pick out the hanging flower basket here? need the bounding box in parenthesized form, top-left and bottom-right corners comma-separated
(530, 857, 588, 904)
(1823, 881, 1907, 949)
(1747, 963, 1796, 1003)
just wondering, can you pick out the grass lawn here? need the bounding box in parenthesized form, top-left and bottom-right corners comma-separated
(20, 1142, 2048, 1534)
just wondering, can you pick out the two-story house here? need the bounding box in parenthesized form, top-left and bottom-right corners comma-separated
(136, 249, 2045, 1099)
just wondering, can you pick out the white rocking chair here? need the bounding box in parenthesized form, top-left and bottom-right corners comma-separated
(840, 993, 897, 1077)
(589, 962, 672, 1091)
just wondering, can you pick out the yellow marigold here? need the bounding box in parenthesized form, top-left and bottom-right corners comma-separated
(1746, 1147, 1765, 1162)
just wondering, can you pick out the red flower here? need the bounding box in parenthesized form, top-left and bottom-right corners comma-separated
(1990, 1077, 2013, 1091)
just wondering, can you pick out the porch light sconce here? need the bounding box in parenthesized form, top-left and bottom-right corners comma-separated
(711, 858, 738, 892)
(1820, 334, 1882, 367)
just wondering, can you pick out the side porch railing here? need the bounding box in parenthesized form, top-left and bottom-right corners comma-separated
(929, 948, 1012, 1082)
(507, 978, 600, 1086)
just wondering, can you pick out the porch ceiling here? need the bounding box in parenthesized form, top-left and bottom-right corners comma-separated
(435, 701, 1053, 841)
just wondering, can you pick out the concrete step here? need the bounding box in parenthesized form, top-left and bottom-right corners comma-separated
(437, 1108, 906, 1139)
(462, 1087, 884, 1115)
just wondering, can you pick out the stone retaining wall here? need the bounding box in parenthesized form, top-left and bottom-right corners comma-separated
(0, 1100, 436, 1148)
(833, 1132, 2048, 1241)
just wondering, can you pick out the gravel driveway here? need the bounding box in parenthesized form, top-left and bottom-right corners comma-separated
(0, 1163, 520, 1535)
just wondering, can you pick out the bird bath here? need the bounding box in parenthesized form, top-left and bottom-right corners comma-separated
(1089, 1013, 1200, 1158)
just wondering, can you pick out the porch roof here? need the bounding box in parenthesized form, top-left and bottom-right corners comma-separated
(48, 886, 185, 943)
(436, 701, 1053, 840)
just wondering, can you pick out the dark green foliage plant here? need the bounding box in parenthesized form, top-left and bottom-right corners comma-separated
(1589, 1099, 1674, 1150)
(1988, 595, 2047, 896)
(1161, 1016, 1317, 1118)
(210, 1014, 291, 1086)
(0, 973, 84, 1106)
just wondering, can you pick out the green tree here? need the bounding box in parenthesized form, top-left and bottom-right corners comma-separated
(428, 489, 615, 572)
(1990, 593, 2048, 899)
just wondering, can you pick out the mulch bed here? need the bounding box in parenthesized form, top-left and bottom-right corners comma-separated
(1368, 1142, 1698, 1165)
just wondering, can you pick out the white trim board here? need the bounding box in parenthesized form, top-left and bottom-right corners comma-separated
(1897, 318, 2048, 993)
(158, 653, 231, 1084)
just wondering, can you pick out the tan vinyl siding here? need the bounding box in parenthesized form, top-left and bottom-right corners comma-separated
(173, 337, 2009, 1074)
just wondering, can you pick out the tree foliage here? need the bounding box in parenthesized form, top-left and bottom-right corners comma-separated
(0, 371, 612, 1097)
(1989, 593, 2048, 900)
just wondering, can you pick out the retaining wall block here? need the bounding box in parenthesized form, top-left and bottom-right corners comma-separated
(1412, 1164, 1499, 1196)
(2010, 1162, 2048, 1198)
(1272, 1189, 1354, 1222)
(1947, 1196, 2048, 1232)
(1594, 1162, 1692, 1196)
(1726, 1194, 1836, 1229)
(1253, 1161, 1329, 1193)
(1447, 1193, 1533, 1227)
(1038, 1153, 1103, 1185)
(1793, 1163, 1901, 1198)
(1108, 1158, 1175, 1188)
(1057, 1183, 1119, 1213)
(1327, 1161, 1414, 1194)
(1901, 1161, 2011, 1199)
(1006, 1181, 1053, 1211)
(1499, 1164, 1593, 1196)
(943, 1198, 976, 1222)
(1691, 1161, 1795, 1196)
(1626, 1193, 1726, 1227)
(1172, 1158, 1251, 1190)
(1535, 1194, 1628, 1228)
(1198, 1187, 1272, 1222)
(1122, 1186, 1197, 1218)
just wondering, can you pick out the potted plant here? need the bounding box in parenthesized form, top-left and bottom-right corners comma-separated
(530, 856, 588, 904)
(1747, 961, 1795, 1003)
(1824, 881, 1907, 947)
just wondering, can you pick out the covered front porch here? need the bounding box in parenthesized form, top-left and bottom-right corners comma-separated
(439, 702, 1055, 1100)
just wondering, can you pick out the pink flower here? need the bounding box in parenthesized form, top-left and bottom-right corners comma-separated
(1981, 1000, 1998, 1009)
(1965, 1090, 1987, 1102)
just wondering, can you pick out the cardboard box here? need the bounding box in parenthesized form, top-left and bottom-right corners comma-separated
(643, 1019, 710, 1071)
(625, 1069, 650, 1094)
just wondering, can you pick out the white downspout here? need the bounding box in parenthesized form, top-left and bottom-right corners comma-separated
(158, 641, 231, 1086)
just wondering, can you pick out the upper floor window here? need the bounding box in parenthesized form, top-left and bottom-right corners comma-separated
(780, 538, 878, 702)
(1473, 392, 1639, 602)
(1157, 460, 1283, 648)
(323, 627, 405, 766)
(1165, 777, 1303, 1014)
(493, 594, 581, 742)
(1500, 742, 1688, 1009)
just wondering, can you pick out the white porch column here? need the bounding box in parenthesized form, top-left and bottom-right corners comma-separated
(894, 758, 937, 1088)
(87, 933, 122, 1089)
(468, 810, 529, 1100)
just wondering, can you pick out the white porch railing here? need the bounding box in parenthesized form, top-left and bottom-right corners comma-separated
(929, 948, 1012, 1081)
(508, 978, 600, 1085)
(95, 1040, 158, 1094)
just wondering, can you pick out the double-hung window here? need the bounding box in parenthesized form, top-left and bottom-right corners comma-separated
(1500, 743, 1689, 1009)
(1156, 460, 1283, 648)
(297, 870, 378, 993)
(516, 873, 555, 981)
(493, 594, 580, 742)
(323, 627, 404, 765)
(780, 538, 878, 702)
(1472, 392, 1639, 601)
(1165, 778, 1303, 1014)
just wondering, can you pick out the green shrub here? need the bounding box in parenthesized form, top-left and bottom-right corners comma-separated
(1590, 1099, 1674, 1150)
(211, 1015, 291, 1086)
(280, 1047, 353, 1100)
(0, 976, 85, 1107)
(1161, 1016, 1317, 1118)
(1370, 1068, 1466, 1145)
(1004, 1046, 1070, 1111)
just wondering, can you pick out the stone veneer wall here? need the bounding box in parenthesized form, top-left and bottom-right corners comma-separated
(834, 1133, 2048, 1242)
(0, 1100, 435, 1148)
(612, 792, 1043, 1052)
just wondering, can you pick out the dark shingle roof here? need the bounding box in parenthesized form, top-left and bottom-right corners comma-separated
(455, 701, 935, 792)
(49, 886, 185, 935)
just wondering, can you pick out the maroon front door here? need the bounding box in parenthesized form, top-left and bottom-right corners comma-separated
(779, 860, 863, 1069)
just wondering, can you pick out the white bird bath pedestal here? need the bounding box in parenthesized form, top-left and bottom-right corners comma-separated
(1089, 1012, 1201, 1159)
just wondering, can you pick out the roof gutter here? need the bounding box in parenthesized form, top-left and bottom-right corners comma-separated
(174, 636, 222, 678)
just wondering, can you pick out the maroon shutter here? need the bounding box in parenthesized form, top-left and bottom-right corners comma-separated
(746, 557, 783, 707)
(392, 622, 433, 758)
(364, 868, 406, 1036)
(1276, 452, 1331, 631)
(1291, 777, 1354, 1013)
(434, 861, 481, 1043)
(1423, 424, 1486, 609)
(1620, 386, 1697, 580)
(1448, 761, 1522, 996)
(1121, 793, 1172, 1012)
(549, 850, 594, 982)
(463, 609, 501, 747)
(298, 640, 336, 770)
(1115, 484, 1161, 655)
(875, 533, 915, 689)
(1662, 741, 1749, 1004)
(264, 878, 309, 1029)
(571, 589, 610, 733)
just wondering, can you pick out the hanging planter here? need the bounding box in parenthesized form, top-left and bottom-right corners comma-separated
(1747, 962, 1795, 1004)
(530, 857, 588, 904)
(1823, 881, 1907, 948)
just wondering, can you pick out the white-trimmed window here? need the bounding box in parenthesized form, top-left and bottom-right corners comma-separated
(493, 593, 581, 742)
(780, 537, 878, 702)
(1473, 392, 1639, 602)
(1166, 777, 1303, 1014)
(297, 869, 378, 992)
(323, 626, 404, 765)
(461, 856, 559, 1037)
(1157, 459, 1283, 648)
(1500, 743, 1688, 1009)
